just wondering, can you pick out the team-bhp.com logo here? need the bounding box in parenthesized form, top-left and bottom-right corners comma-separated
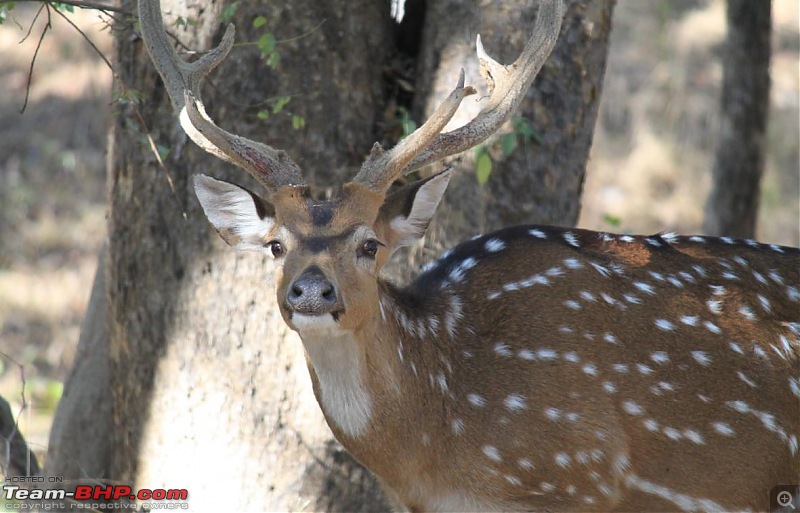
(2, 480, 188, 510)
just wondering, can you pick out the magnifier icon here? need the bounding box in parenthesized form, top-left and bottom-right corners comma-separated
(778, 491, 795, 509)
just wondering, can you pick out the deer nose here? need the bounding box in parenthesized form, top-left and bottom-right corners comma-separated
(287, 268, 337, 315)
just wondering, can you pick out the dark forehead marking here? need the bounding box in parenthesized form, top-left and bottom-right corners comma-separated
(301, 227, 359, 254)
(310, 202, 335, 226)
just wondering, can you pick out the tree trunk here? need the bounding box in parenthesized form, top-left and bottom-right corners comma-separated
(47, 0, 613, 510)
(703, 0, 771, 238)
(107, 1, 392, 510)
(45, 245, 111, 484)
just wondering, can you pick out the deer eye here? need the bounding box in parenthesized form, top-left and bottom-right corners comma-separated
(358, 239, 383, 259)
(266, 240, 284, 258)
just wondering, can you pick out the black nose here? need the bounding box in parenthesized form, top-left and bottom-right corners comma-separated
(286, 268, 337, 315)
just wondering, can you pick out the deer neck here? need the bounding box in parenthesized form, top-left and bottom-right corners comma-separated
(298, 289, 409, 439)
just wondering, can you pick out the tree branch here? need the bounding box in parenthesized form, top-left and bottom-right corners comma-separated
(15, 0, 127, 14)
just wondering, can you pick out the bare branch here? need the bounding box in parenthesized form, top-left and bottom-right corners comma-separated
(50, 2, 113, 70)
(138, 0, 306, 193)
(15, 0, 127, 14)
(20, 3, 50, 114)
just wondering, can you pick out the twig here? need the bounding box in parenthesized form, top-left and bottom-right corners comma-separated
(0, 351, 40, 478)
(51, 1, 113, 70)
(0, 397, 41, 478)
(20, 2, 51, 113)
(17, 0, 44, 44)
(15, 0, 127, 14)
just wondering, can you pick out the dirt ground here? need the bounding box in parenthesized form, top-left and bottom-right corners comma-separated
(0, 0, 798, 470)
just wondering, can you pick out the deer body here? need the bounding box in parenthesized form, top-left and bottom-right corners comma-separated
(137, 0, 800, 510)
(299, 225, 800, 511)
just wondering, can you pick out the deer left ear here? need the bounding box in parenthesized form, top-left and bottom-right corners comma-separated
(378, 169, 453, 248)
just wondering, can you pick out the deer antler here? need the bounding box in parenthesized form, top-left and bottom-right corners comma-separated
(353, 70, 476, 192)
(355, 0, 564, 193)
(138, 0, 306, 192)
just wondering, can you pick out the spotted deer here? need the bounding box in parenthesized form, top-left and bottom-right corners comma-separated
(138, 0, 800, 511)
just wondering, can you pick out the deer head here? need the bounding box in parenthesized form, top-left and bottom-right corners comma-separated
(137, 0, 564, 338)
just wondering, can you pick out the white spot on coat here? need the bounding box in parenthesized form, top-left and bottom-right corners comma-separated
(494, 343, 512, 357)
(555, 452, 571, 468)
(622, 400, 644, 416)
(707, 299, 723, 315)
(468, 393, 486, 407)
(518, 458, 535, 470)
(651, 351, 670, 364)
(504, 394, 527, 411)
(544, 407, 562, 421)
(680, 315, 699, 326)
(737, 371, 757, 388)
(537, 348, 557, 360)
(655, 319, 675, 331)
(482, 445, 502, 462)
(563, 231, 580, 248)
(484, 238, 505, 252)
(691, 351, 712, 366)
(712, 422, 735, 436)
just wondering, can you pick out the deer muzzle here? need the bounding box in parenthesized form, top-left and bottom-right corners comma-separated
(286, 266, 339, 317)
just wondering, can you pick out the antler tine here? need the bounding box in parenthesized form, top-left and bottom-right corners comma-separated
(401, 0, 565, 175)
(137, 0, 306, 192)
(354, 69, 476, 192)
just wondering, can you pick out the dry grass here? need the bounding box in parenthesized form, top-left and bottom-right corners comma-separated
(0, 0, 797, 469)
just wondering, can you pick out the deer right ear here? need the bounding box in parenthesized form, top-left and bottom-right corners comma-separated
(193, 174, 276, 250)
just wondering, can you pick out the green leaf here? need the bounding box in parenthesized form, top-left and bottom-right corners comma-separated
(514, 117, 534, 139)
(257, 110, 270, 120)
(501, 133, 518, 157)
(401, 117, 416, 136)
(266, 50, 281, 68)
(272, 95, 291, 114)
(51, 3, 74, 13)
(603, 214, 622, 228)
(220, 2, 238, 23)
(253, 15, 267, 28)
(116, 88, 142, 106)
(475, 149, 492, 186)
(257, 33, 276, 56)
(292, 115, 305, 130)
(0, 2, 15, 25)
(156, 144, 171, 161)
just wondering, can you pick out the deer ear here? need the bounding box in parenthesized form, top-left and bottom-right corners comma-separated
(193, 174, 276, 251)
(379, 169, 453, 248)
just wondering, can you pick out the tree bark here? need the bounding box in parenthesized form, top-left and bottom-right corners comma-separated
(46, 0, 613, 509)
(45, 245, 111, 484)
(703, 0, 771, 238)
